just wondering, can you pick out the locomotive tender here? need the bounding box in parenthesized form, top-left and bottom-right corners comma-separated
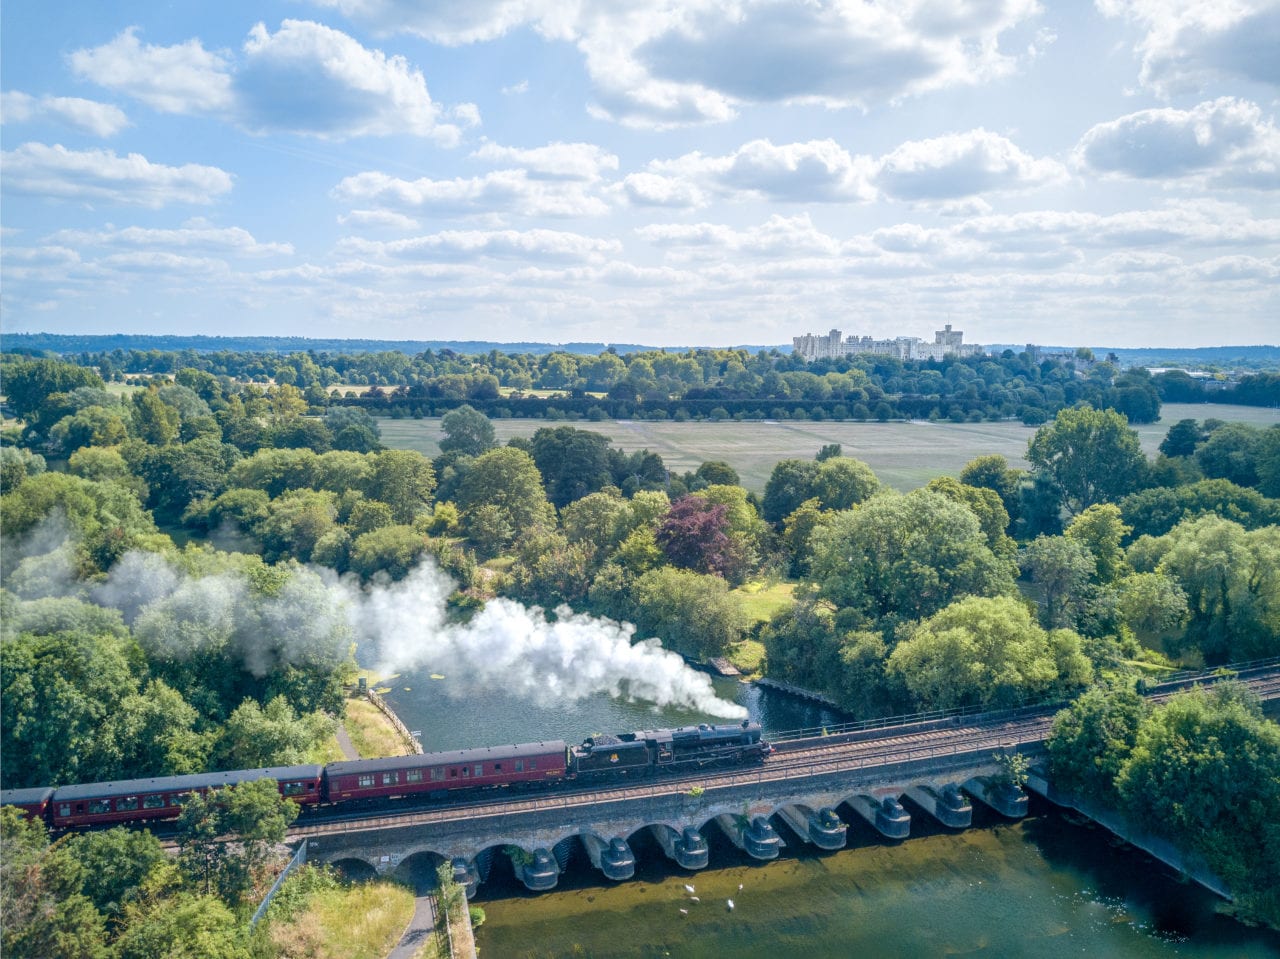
(1, 721, 770, 830)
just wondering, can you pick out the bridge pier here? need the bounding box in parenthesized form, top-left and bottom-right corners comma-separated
(511, 847, 560, 892)
(651, 825, 709, 870)
(963, 777, 1028, 819)
(715, 813, 784, 860)
(904, 783, 972, 829)
(581, 832, 636, 881)
(451, 856, 480, 898)
(775, 805, 847, 850)
(847, 793, 911, 839)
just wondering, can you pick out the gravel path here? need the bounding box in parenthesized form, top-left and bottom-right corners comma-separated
(335, 724, 359, 760)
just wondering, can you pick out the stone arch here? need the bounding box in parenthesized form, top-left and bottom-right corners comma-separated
(393, 849, 448, 894)
(330, 857, 378, 882)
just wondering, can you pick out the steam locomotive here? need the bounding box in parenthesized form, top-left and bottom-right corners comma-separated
(1, 720, 770, 831)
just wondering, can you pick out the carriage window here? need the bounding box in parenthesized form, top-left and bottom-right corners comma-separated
(382, 772, 399, 786)
(283, 782, 307, 796)
(528, 759, 537, 771)
(358, 775, 374, 788)
(144, 795, 166, 809)
(450, 768, 458, 778)
(494, 763, 502, 771)
(474, 764, 483, 777)
(461, 766, 470, 778)
(88, 800, 111, 814)
(169, 795, 185, 806)
(59, 804, 70, 817)
(406, 770, 423, 783)
(116, 797, 139, 811)
(515, 760, 524, 772)
(431, 768, 445, 781)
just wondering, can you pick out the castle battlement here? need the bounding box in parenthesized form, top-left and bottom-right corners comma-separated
(793, 325, 983, 362)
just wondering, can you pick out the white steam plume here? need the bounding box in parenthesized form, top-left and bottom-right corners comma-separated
(349, 561, 747, 719)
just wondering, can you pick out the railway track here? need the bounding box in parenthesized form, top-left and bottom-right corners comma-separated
(289, 666, 1280, 839)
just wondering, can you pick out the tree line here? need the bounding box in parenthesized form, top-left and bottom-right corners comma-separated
(2, 349, 1278, 942)
(5, 343, 1171, 425)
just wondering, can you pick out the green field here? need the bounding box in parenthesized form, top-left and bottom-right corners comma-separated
(376, 402, 1280, 494)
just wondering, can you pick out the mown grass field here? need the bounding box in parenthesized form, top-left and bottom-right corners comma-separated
(377, 402, 1280, 494)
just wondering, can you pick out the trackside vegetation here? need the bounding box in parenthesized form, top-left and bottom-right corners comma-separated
(2, 345, 1279, 952)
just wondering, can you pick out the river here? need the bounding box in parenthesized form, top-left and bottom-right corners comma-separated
(379, 670, 1280, 958)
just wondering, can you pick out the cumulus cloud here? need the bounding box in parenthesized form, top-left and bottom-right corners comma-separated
(49, 224, 293, 256)
(619, 172, 707, 208)
(236, 20, 457, 141)
(338, 228, 621, 263)
(68, 21, 466, 142)
(307, 0, 1042, 127)
(1075, 97, 1280, 189)
(653, 138, 877, 202)
(0, 143, 233, 207)
(306, 0, 551, 45)
(637, 213, 842, 256)
(1097, 0, 1280, 95)
(469, 141, 619, 181)
(875, 128, 1067, 200)
(68, 26, 234, 114)
(333, 169, 609, 218)
(0, 92, 129, 137)
(338, 209, 422, 231)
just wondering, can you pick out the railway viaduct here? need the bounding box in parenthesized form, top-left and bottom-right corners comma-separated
(291, 663, 1280, 896)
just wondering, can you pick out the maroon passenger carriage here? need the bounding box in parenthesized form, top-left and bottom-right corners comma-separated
(0, 786, 55, 821)
(325, 741, 568, 802)
(47, 764, 323, 829)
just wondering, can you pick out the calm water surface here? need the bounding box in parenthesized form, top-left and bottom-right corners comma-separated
(378, 669, 1280, 958)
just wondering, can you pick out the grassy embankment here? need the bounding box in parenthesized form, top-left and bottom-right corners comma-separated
(725, 580, 797, 677)
(267, 878, 415, 959)
(317, 669, 418, 761)
(378, 402, 1280, 494)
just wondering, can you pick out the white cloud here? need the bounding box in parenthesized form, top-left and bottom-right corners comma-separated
(237, 20, 457, 142)
(309, 0, 1043, 127)
(338, 228, 621, 263)
(875, 128, 1066, 200)
(1190, 254, 1279, 281)
(0, 92, 129, 137)
(469, 142, 619, 181)
(100, 251, 230, 275)
(333, 169, 608, 218)
(653, 139, 877, 202)
(0, 143, 233, 207)
(1075, 97, 1280, 189)
(1097, 0, 1280, 95)
(338, 209, 422, 231)
(68, 27, 233, 114)
(452, 103, 483, 128)
(619, 172, 707, 208)
(49, 225, 292, 256)
(68, 21, 467, 142)
(637, 213, 842, 256)
(305, 0, 550, 45)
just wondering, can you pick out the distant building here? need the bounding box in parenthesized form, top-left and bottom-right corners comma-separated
(793, 324, 983, 362)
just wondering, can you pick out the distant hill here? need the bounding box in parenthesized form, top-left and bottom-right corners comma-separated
(988, 344, 1280, 370)
(1, 333, 786, 356)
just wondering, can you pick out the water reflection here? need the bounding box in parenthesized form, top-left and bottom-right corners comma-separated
(473, 800, 1280, 959)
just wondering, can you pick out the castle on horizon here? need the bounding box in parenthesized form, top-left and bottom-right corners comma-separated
(793, 324, 984, 362)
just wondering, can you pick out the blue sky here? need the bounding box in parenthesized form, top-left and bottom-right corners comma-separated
(2, 1, 1278, 347)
